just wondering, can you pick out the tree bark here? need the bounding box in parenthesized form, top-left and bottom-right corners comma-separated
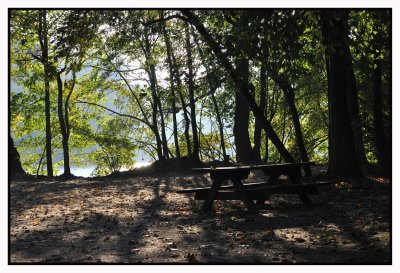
(344, 47, 370, 172)
(181, 10, 295, 163)
(177, 86, 192, 155)
(143, 33, 164, 160)
(232, 14, 257, 163)
(64, 72, 75, 168)
(373, 58, 389, 176)
(320, 10, 362, 177)
(253, 64, 267, 162)
(264, 71, 269, 163)
(167, 34, 192, 155)
(38, 10, 53, 177)
(185, 24, 200, 161)
(193, 32, 228, 162)
(157, 95, 169, 159)
(267, 70, 311, 175)
(56, 73, 71, 177)
(161, 21, 180, 158)
(9, 135, 25, 178)
(233, 57, 256, 163)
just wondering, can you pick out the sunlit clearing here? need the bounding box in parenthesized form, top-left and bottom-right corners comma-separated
(133, 162, 152, 168)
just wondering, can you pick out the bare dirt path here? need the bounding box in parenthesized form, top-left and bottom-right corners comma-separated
(9, 166, 391, 264)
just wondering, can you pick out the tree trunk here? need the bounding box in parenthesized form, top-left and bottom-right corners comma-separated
(344, 48, 370, 172)
(38, 10, 53, 177)
(253, 64, 267, 162)
(320, 10, 362, 177)
(325, 59, 333, 175)
(211, 93, 227, 161)
(185, 24, 200, 161)
(157, 96, 169, 159)
(56, 73, 71, 177)
(385, 68, 392, 174)
(168, 37, 192, 155)
(193, 32, 228, 162)
(161, 21, 180, 158)
(178, 87, 192, 155)
(233, 57, 256, 163)
(373, 58, 390, 176)
(264, 73, 269, 163)
(268, 70, 311, 175)
(64, 72, 75, 173)
(9, 135, 25, 178)
(182, 10, 295, 163)
(144, 33, 164, 160)
(171, 83, 180, 158)
(232, 15, 256, 163)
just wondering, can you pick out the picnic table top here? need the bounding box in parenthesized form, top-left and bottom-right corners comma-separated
(192, 162, 315, 173)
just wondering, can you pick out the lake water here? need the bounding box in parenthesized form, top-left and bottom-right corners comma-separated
(59, 161, 152, 177)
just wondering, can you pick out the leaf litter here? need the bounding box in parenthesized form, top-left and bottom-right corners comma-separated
(10, 165, 391, 263)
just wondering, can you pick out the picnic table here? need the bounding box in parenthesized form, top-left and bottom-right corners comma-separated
(177, 162, 332, 214)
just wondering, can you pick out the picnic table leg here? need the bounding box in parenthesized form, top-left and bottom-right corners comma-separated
(288, 172, 312, 206)
(255, 173, 280, 206)
(231, 178, 258, 214)
(268, 174, 280, 185)
(202, 178, 223, 212)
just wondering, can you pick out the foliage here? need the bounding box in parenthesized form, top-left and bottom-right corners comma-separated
(10, 9, 391, 176)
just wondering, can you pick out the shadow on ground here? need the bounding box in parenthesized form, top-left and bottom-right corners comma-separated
(9, 166, 391, 264)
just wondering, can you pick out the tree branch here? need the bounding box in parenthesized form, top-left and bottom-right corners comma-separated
(75, 100, 152, 128)
(142, 14, 188, 27)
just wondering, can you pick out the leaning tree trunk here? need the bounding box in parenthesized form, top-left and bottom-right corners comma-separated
(9, 135, 25, 178)
(320, 10, 362, 177)
(181, 10, 295, 163)
(267, 70, 311, 175)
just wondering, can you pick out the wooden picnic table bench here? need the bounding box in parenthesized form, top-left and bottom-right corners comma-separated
(176, 162, 332, 214)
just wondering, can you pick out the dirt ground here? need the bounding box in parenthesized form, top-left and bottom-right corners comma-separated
(9, 165, 391, 264)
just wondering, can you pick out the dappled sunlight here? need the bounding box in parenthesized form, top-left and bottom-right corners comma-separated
(10, 166, 391, 263)
(274, 227, 314, 244)
(334, 181, 352, 189)
(370, 177, 390, 183)
(9, 6, 392, 264)
(136, 189, 157, 202)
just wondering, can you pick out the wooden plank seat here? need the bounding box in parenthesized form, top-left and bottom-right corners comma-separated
(175, 181, 271, 194)
(177, 162, 319, 213)
(191, 181, 333, 200)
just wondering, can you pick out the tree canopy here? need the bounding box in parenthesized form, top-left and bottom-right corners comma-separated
(10, 9, 391, 177)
